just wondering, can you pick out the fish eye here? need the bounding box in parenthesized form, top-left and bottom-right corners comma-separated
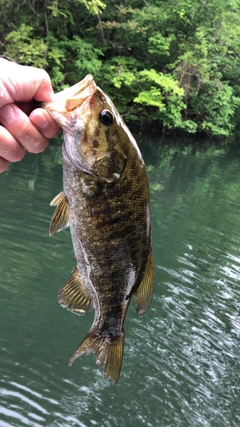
(99, 109, 114, 127)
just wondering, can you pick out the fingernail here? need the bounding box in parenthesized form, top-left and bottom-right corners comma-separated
(0, 105, 16, 123)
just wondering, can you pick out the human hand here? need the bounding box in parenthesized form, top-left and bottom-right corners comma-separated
(0, 59, 60, 173)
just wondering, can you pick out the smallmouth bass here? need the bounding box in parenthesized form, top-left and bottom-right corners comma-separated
(44, 74, 154, 384)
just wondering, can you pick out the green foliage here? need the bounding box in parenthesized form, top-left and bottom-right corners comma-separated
(80, 0, 106, 14)
(110, 57, 137, 90)
(200, 82, 240, 136)
(148, 34, 176, 56)
(133, 69, 191, 131)
(5, 24, 47, 68)
(1, 0, 240, 137)
(63, 36, 103, 82)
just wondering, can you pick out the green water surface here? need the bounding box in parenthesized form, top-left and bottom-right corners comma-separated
(0, 138, 240, 427)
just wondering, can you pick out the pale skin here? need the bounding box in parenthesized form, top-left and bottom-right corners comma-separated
(0, 58, 60, 173)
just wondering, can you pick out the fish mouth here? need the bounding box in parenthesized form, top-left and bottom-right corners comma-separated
(43, 74, 97, 125)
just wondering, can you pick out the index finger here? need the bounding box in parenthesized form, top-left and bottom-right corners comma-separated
(0, 59, 55, 108)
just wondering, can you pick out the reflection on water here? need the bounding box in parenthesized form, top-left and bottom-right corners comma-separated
(0, 139, 240, 426)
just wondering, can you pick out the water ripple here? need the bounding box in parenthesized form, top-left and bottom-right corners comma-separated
(1, 144, 240, 426)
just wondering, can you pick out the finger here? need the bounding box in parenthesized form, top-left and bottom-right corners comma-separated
(0, 104, 49, 154)
(29, 108, 60, 139)
(0, 60, 55, 106)
(0, 125, 26, 162)
(0, 157, 10, 173)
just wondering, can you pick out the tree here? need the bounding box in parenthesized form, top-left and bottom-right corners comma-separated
(1, 0, 240, 137)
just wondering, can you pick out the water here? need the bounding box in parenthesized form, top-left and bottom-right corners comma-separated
(0, 138, 240, 427)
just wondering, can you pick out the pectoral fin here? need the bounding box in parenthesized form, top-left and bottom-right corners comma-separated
(49, 192, 69, 236)
(134, 249, 154, 317)
(50, 191, 66, 206)
(58, 266, 93, 315)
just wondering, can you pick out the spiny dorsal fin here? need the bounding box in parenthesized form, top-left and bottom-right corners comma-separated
(68, 329, 124, 384)
(58, 266, 93, 315)
(134, 249, 154, 317)
(49, 192, 69, 236)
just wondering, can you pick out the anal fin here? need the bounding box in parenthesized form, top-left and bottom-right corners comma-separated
(58, 266, 93, 315)
(134, 249, 154, 317)
(49, 191, 69, 236)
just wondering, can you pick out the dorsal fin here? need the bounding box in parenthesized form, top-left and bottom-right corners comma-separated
(133, 249, 154, 317)
(49, 191, 69, 236)
(58, 266, 93, 315)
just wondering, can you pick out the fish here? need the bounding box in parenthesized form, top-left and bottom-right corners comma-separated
(44, 74, 154, 384)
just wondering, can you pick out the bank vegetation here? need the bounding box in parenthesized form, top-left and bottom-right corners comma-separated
(1, 0, 240, 137)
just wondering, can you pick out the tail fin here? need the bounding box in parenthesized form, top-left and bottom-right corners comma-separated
(68, 330, 124, 384)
